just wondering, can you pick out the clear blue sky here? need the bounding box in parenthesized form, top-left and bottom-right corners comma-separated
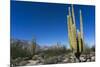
(11, 1, 95, 47)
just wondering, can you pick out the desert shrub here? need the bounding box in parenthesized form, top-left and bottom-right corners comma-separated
(91, 45, 95, 52)
(11, 41, 32, 59)
(42, 45, 67, 59)
(82, 44, 91, 55)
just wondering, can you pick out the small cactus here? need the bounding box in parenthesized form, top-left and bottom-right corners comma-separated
(67, 5, 84, 61)
(31, 37, 36, 55)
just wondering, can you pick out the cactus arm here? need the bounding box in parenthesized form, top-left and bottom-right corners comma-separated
(68, 7, 73, 51)
(77, 31, 82, 52)
(80, 10, 84, 52)
(72, 24, 77, 52)
(72, 5, 76, 26)
(80, 10, 83, 40)
(67, 15, 73, 50)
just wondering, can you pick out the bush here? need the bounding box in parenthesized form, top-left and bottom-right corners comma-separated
(11, 41, 32, 59)
(91, 45, 95, 52)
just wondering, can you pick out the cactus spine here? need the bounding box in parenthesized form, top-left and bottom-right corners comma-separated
(67, 5, 84, 61)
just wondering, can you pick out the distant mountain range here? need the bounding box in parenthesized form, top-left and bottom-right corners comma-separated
(10, 38, 67, 52)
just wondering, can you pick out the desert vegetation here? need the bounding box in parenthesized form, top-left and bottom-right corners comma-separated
(10, 4, 95, 67)
(10, 38, 95, 66)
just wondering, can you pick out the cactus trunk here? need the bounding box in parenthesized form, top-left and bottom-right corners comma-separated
(67, 5, 84, 62)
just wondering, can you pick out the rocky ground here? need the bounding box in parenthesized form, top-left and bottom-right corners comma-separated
(11, 52, 95, 66)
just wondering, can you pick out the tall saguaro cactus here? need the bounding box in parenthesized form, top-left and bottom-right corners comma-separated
(67, 5, 84, 62)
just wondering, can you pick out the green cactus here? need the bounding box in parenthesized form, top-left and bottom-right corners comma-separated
(67, 5, 84, 62)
